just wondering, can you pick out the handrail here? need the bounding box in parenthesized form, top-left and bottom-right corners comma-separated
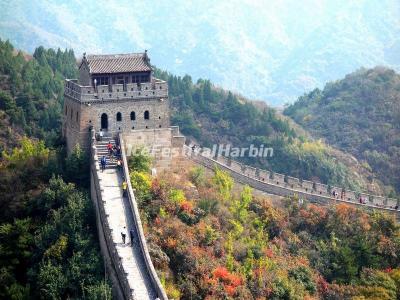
(119, 133, 168, 300)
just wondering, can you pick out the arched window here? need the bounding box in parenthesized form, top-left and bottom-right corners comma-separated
(130, 111, 136, 121)
(101, 113, 108, 129)
(116, 112, 122, 121)
(144, 110, 150, 120)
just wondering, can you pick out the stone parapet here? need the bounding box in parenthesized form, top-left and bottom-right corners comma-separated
(119, 133, 168, 300)
(65, 78, 168, 103)
(183, 145, 399, 214)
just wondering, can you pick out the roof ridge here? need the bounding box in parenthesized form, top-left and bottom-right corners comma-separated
(87, 53, 145, 60)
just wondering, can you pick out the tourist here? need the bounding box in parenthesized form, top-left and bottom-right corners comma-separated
(100, 156, 106, 172)
(116, 145, 121, 159)
(99, 129, 104, 141)
(107, 141, 113, 156)
(395, 205, 399, 210)
(117, 159, 123, 172)
(121, 227, 127, 244)
(122, 180, 128, 197)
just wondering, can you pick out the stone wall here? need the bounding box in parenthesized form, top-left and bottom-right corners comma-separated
(90, 131, 135, 300)
(287, 176, 301, 189)
(63, 94, 170, 154)
(119, 134, 168, 300)
(122, 128, 185, 170)
(258, 170, 270, 182)
(345, 191, 357, 202)
(273, 173, 285, 185)
(63, 77, 169, 154)
(315, 183, 328, 195)
(184, 146, 399, 215)
(302, 180, 314, 192)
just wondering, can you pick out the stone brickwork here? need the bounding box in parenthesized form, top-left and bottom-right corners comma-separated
(373, 196, 385, 206)
(315, 183, 328, 195)
(122, 128, 185, 170)
(287, 176, 301, 189)
(345, 191, 357, 202)
(244, 166, 257, 178)
(63, 53, 170, 154)
(302, 180, 314, 192)
(184, 146, 400, 217)
(258, 170, 270, 182)
(273, 173, 285, 185)
(230, 161, 243, 173)
(387, 198, 398, 208)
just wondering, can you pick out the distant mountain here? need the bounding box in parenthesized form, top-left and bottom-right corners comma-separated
(1, 0, 399, 105)
(284, 67, 400, 194)
(155, 69, 382, 193)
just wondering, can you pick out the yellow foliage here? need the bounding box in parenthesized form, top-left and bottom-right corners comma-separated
(300, 140, 326, 154)
(165, 282, 181, 299)
(44, 235, 68, 260)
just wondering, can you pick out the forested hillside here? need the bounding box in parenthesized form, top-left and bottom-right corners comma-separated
(155, 69, 377, 192)
(129, 153, 400, 299)
(0, 39, 111, 299)
(284, 67, 400, 195)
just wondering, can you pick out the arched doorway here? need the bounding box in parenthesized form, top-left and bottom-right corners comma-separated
(101, 113, 108, 130)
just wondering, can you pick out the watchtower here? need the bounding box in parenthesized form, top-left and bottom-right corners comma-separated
(63, 51, 170, 153)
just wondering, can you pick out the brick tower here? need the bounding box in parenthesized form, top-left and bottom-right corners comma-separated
(63, 51, 170, 153)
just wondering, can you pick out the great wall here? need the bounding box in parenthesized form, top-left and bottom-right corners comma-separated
(63, 52, 400, 299)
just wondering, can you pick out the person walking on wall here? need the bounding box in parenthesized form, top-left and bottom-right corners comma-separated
(121, 226, 127, 244)
(107, 141, 113, 159)
(99, 129, 104, 141)
(117, 159, 122, 172)
(100, 156, 106, 172)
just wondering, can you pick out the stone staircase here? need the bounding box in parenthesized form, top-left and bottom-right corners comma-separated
(96, 136, 118, 169)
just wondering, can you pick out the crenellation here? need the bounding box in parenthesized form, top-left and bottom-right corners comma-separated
(302, 180, 314, 192)
(287, 176, 301, 189)
(258, 170, 270, 182)
(63, 52, 170, 154)
(230, 160, 243, 173)
(345, 190, 357, 202)
(387, 198, 398, 208)
(315, 183, 328, 195)
(373, 196, 385, 206)
(273, 173, 285, 185)
(248, 166, 258, 178)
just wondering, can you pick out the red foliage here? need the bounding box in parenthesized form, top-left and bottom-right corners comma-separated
(225, 285, 236, 296)
(180, 200, 193, 212)
(154, 217, 161, 226)
(265, 248, 274, 258)
(384, 267, 393, 273)
(211, 266, 243, 292)
(213, 266, 230, 280)
(317, 276, 329, 294)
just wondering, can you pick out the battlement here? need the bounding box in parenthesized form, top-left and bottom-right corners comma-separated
(65, 78, 168, 103)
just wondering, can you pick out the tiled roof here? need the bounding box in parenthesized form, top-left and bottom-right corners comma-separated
(84, 53, 152, 74)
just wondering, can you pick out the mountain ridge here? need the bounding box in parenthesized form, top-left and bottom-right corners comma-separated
(1, 0, 399, 105)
